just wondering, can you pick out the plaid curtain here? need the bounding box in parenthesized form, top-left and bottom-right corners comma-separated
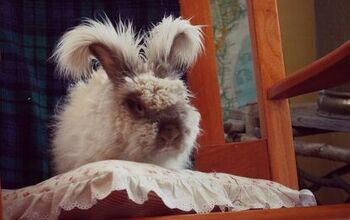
(0, 0, 179, 189)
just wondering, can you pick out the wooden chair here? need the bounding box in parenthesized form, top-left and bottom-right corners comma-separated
(1, 0, 350, 219)
(131, 0, 349, 219)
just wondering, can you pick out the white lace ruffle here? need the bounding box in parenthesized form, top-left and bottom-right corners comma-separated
(2, 160, 316, 220)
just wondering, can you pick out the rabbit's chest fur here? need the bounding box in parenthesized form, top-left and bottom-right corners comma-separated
(52, 71, 195, 173)
(52, 72, 123, 173)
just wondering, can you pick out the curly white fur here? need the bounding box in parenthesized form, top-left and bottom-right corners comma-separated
(144, 16, 204, 74)
(52, 18, 143, 79)
(52, 16, 203, 174)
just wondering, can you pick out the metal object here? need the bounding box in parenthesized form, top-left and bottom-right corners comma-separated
(317, 83, 350, 120)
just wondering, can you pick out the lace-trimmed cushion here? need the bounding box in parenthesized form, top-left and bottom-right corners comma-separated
(2, 160, 316, 220)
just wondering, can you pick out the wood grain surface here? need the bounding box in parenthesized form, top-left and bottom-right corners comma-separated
(128, 204, 350, 220)
(179, 0, 225, 146)
(247, 0, 298, 189)
(268, 40, 350, 99)
(195, 139, 271, 179)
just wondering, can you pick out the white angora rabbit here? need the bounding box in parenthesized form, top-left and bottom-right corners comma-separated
(51, 16, 204, 174)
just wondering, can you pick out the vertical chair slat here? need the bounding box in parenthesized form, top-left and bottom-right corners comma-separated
(179, 0, 225, 147)
(247, 0, 298, 189)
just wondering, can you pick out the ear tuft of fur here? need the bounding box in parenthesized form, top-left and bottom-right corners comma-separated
(144, 16, 204, 75)
(52, 18, 143, 80)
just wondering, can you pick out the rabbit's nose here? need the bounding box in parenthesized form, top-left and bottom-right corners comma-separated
(159, 124, 180, 144)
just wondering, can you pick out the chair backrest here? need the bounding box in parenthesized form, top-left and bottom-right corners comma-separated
(180, 0, 298, 189)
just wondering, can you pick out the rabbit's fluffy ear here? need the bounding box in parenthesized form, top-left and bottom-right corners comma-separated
(144, 16, 204, 77)
(52, 18, 142, 83)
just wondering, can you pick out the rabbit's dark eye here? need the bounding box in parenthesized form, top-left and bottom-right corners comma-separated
(126, 98, 145, 117)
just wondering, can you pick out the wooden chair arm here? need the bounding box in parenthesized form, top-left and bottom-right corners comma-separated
(128, 204, 350, 220)
(268, 40, 350, 99)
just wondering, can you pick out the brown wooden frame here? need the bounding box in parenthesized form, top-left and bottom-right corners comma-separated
(269, 40, 350, 99)
(174, 0, 350, 219)
(180, 0, 298, 189)
(129, 204, 350, 220)
(2, 0, 350, 219)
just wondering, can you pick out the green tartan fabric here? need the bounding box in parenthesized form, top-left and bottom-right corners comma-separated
(0, 0, 179, 189)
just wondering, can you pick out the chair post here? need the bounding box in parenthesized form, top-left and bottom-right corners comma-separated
(179, 0, 225, 146)
(247, 0, 298, 189)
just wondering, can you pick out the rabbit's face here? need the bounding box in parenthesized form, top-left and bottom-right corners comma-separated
(114, 73, 200, 159)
